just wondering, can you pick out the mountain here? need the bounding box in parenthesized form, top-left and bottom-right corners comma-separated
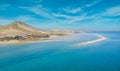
(0, 21, 75, 42)
(0, 21, 49, 41)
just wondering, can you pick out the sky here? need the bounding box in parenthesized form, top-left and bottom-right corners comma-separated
(0, 0, 120, 31)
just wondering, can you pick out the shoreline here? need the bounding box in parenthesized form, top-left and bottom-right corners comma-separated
(75, 34, 107, 46)
(0, 33, 107, 46)
(0, 35, 59, 45)
(0, 33, 75, 45)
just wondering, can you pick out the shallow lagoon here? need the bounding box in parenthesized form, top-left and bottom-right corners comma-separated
(0, 33, 120, 71)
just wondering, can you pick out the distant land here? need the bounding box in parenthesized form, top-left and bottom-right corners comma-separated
(88, 31, 120, 33)
(76, 29, 120, 33)
(0, 21, 75, 44)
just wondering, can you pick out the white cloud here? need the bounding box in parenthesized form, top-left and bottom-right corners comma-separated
(19, 5, 85, 24)
(20, 5, 55, 19)
(52, 6, 120, 25)
(86, 0, 102, 7)
(102, 6, 120, 16)
(15, 4, 120, 30)
(62, 7, 82, 14)
(0, 15, 37, 25)
(52, 12, 89, 24)
(52, 13, 73, 19)
(15, 15, 36, 22)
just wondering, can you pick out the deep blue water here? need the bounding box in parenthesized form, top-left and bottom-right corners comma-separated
(0, 33, 120, 71)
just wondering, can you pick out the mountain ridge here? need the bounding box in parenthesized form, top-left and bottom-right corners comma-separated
(0, 21, 75, 43)
(0, 21, 49, 40)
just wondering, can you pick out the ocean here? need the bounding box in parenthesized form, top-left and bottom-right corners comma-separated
(0, 33, 120, 71)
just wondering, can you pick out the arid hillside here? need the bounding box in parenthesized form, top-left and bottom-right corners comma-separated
(0, 21, 49, 41)
(0, 21, 75, 42)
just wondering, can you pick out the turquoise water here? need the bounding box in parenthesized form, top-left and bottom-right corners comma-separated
(0, 33, 120, 71)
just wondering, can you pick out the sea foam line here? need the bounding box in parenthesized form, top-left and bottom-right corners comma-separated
(75, 34, 107, 46)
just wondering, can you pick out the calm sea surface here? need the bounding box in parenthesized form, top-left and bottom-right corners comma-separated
(0, 33, 120, 71)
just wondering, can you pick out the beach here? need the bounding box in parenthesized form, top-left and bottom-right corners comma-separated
(0, 33, 107, 46)
(0, 35, 62, 45)
(75, 34, 107, 46)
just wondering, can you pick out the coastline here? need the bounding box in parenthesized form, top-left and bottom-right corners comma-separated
(0, 33, 107, 46)
(0, 40, 20, 45)
(0, 31, 75, 45)
(0, 21, 75, 45)
(0, 35, 66, 45)
(75, 34, 107, 46)
(0, 35, 55, 45)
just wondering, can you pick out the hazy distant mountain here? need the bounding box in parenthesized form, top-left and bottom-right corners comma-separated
(47, 29, 75, 36)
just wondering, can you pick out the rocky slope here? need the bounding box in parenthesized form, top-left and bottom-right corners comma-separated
(0, 21, 49, 41)
(0, 21, 75, 42)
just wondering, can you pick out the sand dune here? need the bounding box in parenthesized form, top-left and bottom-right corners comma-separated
(76, 34, 107, 46)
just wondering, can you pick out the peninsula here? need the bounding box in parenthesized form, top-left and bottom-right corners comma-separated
(0, 21, 74, 45)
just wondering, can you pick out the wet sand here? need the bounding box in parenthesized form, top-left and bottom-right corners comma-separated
(76, 34, 107, 46)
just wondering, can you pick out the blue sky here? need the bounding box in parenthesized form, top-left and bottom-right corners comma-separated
(0, 0, 120, 31)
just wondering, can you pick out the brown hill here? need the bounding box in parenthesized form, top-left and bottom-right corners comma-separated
(0, 21, 49, 41)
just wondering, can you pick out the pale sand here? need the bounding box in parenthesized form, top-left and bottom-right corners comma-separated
(76, 34, 107, 46)
(0, 35, 61, 45)
(0, 40, 20, 45)
(0, 34, 107, 46)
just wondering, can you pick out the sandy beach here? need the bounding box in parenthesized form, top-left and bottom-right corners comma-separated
(0, 33, 107, 46)
(76, 34, 107, 46)
(0, 40, 20, 45)
(0, 35, 61, 45)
